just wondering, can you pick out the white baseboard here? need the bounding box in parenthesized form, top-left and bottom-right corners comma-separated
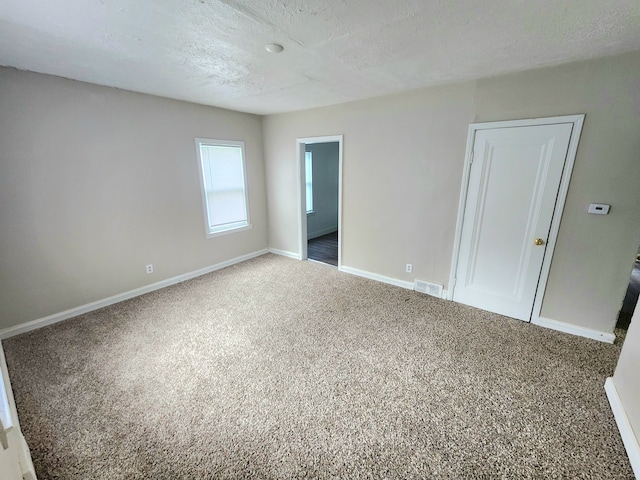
(307, 225, 338, 240)
(268, 248, 301, 260)
(441, 290, 449, 300)
(0, 248, 270, 340)
(339, 265, 414, 290)
(532, 316, 615, 344)
(605, 377, 640, 478)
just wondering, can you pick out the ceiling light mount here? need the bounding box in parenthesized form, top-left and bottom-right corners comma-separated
(265, 43, 284, 54)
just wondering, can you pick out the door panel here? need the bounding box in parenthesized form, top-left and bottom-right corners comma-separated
(453, 123, 573, 321)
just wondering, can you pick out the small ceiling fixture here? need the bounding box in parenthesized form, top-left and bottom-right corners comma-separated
(265, 43, 284, 54)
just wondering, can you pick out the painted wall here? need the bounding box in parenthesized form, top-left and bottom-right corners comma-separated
(263, 50, 640, 335)
(306, 142, 339, 240)
(613, 312, 640, 456)
(0, 68, 268, 330)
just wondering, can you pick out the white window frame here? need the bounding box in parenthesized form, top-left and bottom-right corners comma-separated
(305, 150, 314, 214)
(195, 138, 252, 238)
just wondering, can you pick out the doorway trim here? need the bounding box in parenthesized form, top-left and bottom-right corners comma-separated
(448, 115, 585, 324)
(296, 135, 344, 267)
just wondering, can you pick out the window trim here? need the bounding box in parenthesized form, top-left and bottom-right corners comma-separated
(195, 138, 252, 238)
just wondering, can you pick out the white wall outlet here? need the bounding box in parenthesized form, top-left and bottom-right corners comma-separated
(146, 264, 153, 274)
(406, 263, 413, 273)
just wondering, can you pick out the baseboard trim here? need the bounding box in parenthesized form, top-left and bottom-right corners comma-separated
(0, 248, 270, 340)
(307, 225, 338, 240)
(532, 316, 615, 344)
(605, 377, 640, 478)
(339, 266, 414, 290)
(268, 248, 301, 260)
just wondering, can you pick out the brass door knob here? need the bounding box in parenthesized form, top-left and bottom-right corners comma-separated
(534, 238, 545, 246)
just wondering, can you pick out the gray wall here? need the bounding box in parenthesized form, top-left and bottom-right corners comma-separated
(263, 50, 640, 335)
(0, 68, 268, 330)
(306, 142, 339, 240)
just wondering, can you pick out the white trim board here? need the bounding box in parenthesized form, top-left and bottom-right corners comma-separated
(0, 344, 19, 429)
(339, 266, 415, 291)
(268, 248, 301, 260)
(605, 377, 640, 478)
(339, 266, 450, 299)
(0, 248, 269, 340)
(533, 316, 615, 344)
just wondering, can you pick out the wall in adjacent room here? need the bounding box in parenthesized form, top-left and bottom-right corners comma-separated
(306, 142, 339, 240)
(0, 68, 268, 330)
(263, 50, 640, 334)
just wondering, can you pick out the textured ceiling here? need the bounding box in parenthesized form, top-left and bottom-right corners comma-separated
(1, 0, 639, 115)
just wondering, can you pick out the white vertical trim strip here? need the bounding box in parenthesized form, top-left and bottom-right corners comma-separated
(605, 377, 640, 477)
(337, 138, 344, 269)
(296, 140, 308, 261)
(448, 124, 476, 295)
(0, 344, 18, 429)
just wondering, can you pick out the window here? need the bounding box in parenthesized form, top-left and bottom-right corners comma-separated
(196, 138, 250, 237)
(305, 150, 313, 213)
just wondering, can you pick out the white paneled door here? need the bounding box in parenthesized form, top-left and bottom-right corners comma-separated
(453, 123, 573, 321)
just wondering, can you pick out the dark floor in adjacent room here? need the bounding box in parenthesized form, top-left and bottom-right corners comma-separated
(307, 231, 338, 266)
(616, 259, 640, 331)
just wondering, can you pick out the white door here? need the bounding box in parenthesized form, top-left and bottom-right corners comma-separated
(453, 123, 573, 321)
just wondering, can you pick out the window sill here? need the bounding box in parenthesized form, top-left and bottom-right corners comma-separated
(206, 224, 253, 239)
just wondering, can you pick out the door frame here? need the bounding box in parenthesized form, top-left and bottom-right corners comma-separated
(448, 115, 585, 323)
(296, 135, 344, 267)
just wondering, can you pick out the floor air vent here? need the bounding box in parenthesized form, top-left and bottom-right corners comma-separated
(414, 280, 443, 298)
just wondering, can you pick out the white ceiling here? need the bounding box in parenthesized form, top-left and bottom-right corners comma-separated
(1, 0, 639, 115)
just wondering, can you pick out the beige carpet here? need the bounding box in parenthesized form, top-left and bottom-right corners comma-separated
(3, 254, 633, 479)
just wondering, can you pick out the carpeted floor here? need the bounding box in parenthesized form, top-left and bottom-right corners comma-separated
(2, 254, 633, 479)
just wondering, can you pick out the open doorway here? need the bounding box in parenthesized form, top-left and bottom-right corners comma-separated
(297, 135, 343, 267)
(616, 246, 640, 331)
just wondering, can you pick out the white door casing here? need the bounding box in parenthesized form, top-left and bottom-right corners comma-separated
(450, 116, 584, 322)
(296, 135, 343, 266)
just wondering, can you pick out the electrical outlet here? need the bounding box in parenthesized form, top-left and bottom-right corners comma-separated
(406, 263, 413, 273)
(146, 264, 153, 274)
